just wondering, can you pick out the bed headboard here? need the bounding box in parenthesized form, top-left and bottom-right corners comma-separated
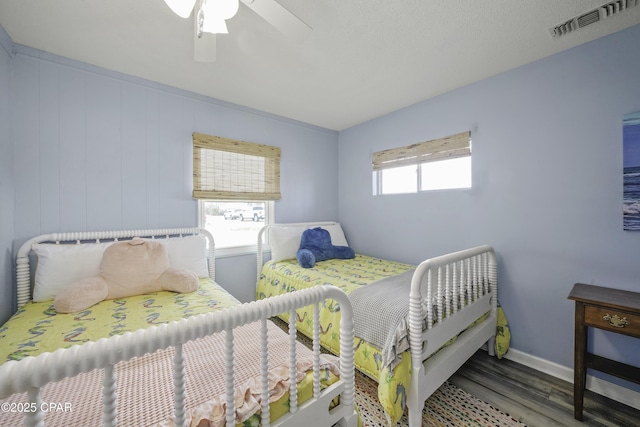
(15, 228, 215, 308)
(256, 221, 347, 280)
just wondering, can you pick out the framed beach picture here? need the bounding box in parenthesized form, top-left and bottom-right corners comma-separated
(623, 111, 640, 230)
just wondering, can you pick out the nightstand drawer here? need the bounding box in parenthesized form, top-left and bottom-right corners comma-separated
(584, 305, 640, 336)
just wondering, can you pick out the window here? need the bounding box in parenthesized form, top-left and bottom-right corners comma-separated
(198, 200, 273, 251)
(378, 164, 417, 195)
(420, 157, 471, 190)
(372, 131, 471, 195)
(192, 133, 280, 254)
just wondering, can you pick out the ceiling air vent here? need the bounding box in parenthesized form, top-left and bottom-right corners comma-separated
(549, 0, 638, 39)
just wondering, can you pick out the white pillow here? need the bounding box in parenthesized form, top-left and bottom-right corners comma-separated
(164, 235, 209, 278)
(323, 223, 349, 247)
(270, 226, 305, 262)
(33, 242, 113, 302)
(269, 223, 350, 263)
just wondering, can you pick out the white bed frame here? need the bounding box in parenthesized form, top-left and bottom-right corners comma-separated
(2, 228, 358, 427)
(258, 222, 498, 427)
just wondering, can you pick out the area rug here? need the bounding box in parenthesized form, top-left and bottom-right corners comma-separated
(353, 368, 527, 427)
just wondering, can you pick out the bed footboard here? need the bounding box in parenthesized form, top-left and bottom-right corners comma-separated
(406, 245, 497, 427)
(0, 286, 357, 427)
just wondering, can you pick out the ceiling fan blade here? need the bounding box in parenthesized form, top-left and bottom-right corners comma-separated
(164, 0, 197, 18)
(240, 0, 311, 39)
(194, 17, 217, 62)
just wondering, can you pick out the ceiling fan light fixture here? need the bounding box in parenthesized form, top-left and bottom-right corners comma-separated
(203, 0, 240, 21)
(202, 18, 229, 34)
(163, 0, 197, 18)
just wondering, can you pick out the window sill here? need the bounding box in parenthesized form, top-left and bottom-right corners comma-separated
(215, 244, 271, 259)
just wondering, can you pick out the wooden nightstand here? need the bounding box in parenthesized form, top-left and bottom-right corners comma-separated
(568, 283, 640, 421)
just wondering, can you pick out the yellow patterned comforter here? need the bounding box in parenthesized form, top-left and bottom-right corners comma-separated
(0, 278, 239, 362)
(0, 278, 340, 427)
(257, 255, 511, 426)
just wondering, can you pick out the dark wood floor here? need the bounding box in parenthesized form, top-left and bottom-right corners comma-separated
(449, 350, 640, 427)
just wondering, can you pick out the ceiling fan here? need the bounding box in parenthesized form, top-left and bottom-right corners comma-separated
(163, 0, 312, 62)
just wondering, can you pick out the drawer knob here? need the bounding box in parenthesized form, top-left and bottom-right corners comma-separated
(603, 314, 630, 328)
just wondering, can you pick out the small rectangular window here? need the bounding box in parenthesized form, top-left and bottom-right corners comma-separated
(372, 131, 471, 195)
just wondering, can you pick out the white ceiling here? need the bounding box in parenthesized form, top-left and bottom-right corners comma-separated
(1, 1, 639, 131)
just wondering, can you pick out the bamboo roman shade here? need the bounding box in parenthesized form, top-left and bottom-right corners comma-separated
(372, 131, 471, 171)
(192, 132, 281, 200)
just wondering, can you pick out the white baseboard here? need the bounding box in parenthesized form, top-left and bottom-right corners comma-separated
(503, 348, 640, 412)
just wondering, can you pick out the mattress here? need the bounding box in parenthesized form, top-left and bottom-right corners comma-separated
(0, 278, 340, 426)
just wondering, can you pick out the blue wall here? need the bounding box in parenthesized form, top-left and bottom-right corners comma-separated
(0, 25, 14, 325)
(3, 43, 340, 323)
(338, 24, 640, 390)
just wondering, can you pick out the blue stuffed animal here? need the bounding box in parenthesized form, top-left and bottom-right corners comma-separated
(296, 227, 355, 268)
